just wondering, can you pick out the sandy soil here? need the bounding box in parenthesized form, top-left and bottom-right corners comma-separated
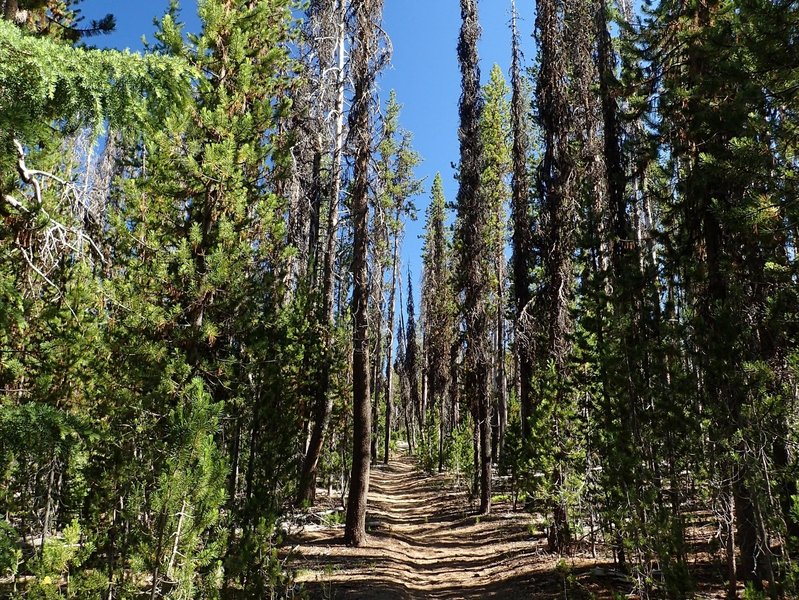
(285, 454, 617, 599)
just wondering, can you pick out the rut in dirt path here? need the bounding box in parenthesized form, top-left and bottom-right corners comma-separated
(288, 454, 575, 599)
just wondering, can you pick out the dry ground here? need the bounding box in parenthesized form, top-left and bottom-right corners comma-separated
(284, 454, 632, 599)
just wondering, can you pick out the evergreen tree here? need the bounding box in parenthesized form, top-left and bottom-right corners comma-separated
(105, 1, 299, 594)
(641, 0, 799, 592)
(405, 270, 421, 441)
(509, 0, 535, 441)
(0, 15, 193, 598)
(534, 0, 581, 553)
(344, 0, 385, 548)
(480, 64, 511, 462)
(421, 174, 455, 473)
(1, 0, 114, 40)
(297, 0, 349, 508)
(372, 91, 421, 465)
(455, 0, 492, 515)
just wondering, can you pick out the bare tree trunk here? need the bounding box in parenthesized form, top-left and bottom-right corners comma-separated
(40, 457, 58, 558)
(438, 382, 447, 472)
(725, 481, 737, 600)
(308, 138, 324, 284)
(167, 498, 187, 579)
(297, 1, 347, 507)
(3, 0, 18, 22)
(495, 263, 507, 464)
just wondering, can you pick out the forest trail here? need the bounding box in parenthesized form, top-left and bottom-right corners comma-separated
(287, 453, 601, 599)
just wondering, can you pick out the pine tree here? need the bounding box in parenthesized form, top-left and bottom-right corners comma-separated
(642, 0, 799, 591)
(534, 0, 572, 554)
(371, 91, 421, 465)
(344, 0, 385, 548)
(480, 64, 512, 463)
(405, 271, 422, 440)
(421, 174, 455, 472)
(509, 0, 535, 441)
(297, 0, 349, 508)
(455, 0, 492, 515)
(1, 0, 114, 40)
(0, 15, 193, 596)
(104, 2, 299, 594)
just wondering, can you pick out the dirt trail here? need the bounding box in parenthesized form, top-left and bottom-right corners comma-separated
(287, 455, 579, 599)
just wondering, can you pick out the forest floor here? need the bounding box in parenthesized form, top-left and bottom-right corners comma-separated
(283, 450, 669, 600)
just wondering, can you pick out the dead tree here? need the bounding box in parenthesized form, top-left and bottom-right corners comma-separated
(509, 0, 535, 441)
(455, 0, 492, 515)
(297, 0, 348, 507)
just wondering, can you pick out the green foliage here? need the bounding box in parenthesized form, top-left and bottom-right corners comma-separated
(417, 407, 441, 474)
(26, 521, 93, 599)
(444, 418, 475, 489)
(524, 362, 584, 509)
(480, 64, 511, 298)
(226, 518, 298, 599)
(498, 416, 530, 507)
(742, 583, 769, 600)
(0, 19, 191, 140)
(1, 0, 303, 597)
(0, 519, 21, 580)
(0, 0, 797, 596)
(144, 379, 227, 599)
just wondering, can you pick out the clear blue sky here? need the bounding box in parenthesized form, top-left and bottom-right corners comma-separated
(81, 0, 535, 295)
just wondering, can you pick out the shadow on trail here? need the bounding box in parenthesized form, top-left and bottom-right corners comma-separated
(300, 569, 562, 600)
(288, 454, 730, 599)
(287, 457, 732, 600)
(287, 454, 570, 599)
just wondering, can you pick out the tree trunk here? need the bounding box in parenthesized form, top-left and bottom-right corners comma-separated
(3, 0, 17, 22)
(456, 0, 491, 516)
(40, 456, 58, 558)
(495, 270, 507, 464)
(509, 0, 534, 440)
(734, 467, 761, 589)
(535, 0, 578, 552)
(344, 0, 382, 547)
(384, 231, 399, 464)
(370, 285, 385, 465)
(478, 365, 492, 515)
(297, 2, 346, 507)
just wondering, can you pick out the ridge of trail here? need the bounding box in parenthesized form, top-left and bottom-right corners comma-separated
(288, 454, 572, 599)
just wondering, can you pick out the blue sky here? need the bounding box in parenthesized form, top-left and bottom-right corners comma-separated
(80, 0, 535, 293)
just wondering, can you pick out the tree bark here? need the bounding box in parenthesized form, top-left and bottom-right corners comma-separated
(509, 0, 534, 440)
(383, 230, 399, 464)
(297, 0, 347, 507)
(370, 278, 385, 465)
(457, 0, 491, 516)
(3, 0, 18, 22)
(344, 0, 383, 547)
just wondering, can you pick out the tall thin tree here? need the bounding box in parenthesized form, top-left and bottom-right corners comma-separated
(455, 0, 492, 515)
(297, 0, 349, 508)
(344, 0, 384, 547)
(535, 0, 579, 553)
(509, 0, 534, 440)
